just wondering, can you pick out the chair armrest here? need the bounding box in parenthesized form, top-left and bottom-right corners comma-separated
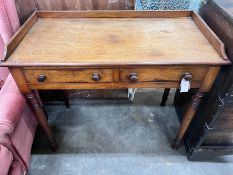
(0, 145, 13, 175)
(0, 34, 9, 83)
(0, 75, 26, 136)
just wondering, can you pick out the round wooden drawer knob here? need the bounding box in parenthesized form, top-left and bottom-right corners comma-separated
(183, 72, 192, 81)
(129, 73, 138, 82)
(92, 73, 101, 81)
(37, 74, 46, 82)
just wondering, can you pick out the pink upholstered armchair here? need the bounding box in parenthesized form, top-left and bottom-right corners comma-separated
(0, 0, 38, 174)
(0, 74, 37, 175)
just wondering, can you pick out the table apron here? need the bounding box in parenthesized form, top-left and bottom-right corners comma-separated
(27, 81, 202, 90)
(9, 66, 220, 93)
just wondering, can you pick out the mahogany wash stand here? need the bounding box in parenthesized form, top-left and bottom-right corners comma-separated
(0, 11, 230, 151)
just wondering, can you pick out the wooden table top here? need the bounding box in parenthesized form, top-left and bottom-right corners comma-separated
(1, 11, 230, 67)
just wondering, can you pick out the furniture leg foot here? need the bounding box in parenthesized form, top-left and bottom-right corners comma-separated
(173, 90, 204, 150)
(50, 141, 59, 152)
(60, 90, 70, 108)
(172, 139, 181, 150)
(26, 92, 58, 151)
(42, 107, 48, 120)
(160, 88, 170, 106)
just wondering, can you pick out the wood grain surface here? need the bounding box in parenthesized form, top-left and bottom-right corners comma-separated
(6, 10, 230, 151)
(119, 67, 208, 82)
(3, 12, 230, 66)
(2, 12, 37, 61)
(23, 68, 114, 83)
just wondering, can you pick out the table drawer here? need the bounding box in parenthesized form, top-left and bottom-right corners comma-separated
(23, 69, 113, 83)
(119, 67, 208, 83)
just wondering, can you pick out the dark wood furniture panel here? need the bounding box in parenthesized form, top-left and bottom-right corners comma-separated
(203, 130, 233, 146)
(212, 104, 233, 130)
(174, 0, 233, 160)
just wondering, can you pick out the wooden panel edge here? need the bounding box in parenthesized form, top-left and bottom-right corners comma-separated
(36, 10, 192, 18)
(1, 11, 38, 62)
(10, 68, 31, 93)
(200, 66, 221, 92)
(1, 62, 229, 67)
(191, 12, 230, 63)
(21, 65, 208, 69)
(27, 81, 202, 90)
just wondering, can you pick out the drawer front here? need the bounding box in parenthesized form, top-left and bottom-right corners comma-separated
(119, 67, 208, 83)
(23, 69, 113, 83)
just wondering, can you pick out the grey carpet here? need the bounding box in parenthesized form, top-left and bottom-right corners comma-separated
(29, 89, 233, 175)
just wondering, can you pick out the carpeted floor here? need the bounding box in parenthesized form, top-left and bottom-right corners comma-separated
(29, 89, 233, 175)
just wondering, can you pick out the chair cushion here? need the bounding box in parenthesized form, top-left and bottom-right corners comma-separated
(1, 0, 20, 33)
(0, 75, 26, 136)
(0, 144, 13, 175)
(0, 34, 9, 84)
(10, 104, 37, 167)
(0, 0, 20, 43)
(8, 161, 26, 175)
(0, 74, 37, 170)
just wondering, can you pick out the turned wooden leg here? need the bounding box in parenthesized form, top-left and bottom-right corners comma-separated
(160, 88, 170, 106)
(172, 90, 204, 150)
(59, 90, 70, 108)
(26, 92, 58, 151)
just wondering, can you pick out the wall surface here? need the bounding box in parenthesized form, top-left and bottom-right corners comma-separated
(15, 0, 36, 24)
(15, 0, 135, 24)
(34, 0, 134, 10)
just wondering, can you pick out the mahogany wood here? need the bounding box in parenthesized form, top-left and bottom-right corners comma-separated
(26, 81, 203, 90)
(36, 10, 192, 18)
(172, 90, 204, 150)
(1, 11, 37, 61)
(10, 68, 57, 151)
(200, 67, 221, 92)
(119, 67, 208, 82)
(26, 92, 58, 151)
(23, 68, 114, 83)
(1, 11, 230, 150)
(191, 12, 228, 60)
(3, 11, 231, 66)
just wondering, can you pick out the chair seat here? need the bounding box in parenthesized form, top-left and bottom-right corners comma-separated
(0, 75, 37, 174)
